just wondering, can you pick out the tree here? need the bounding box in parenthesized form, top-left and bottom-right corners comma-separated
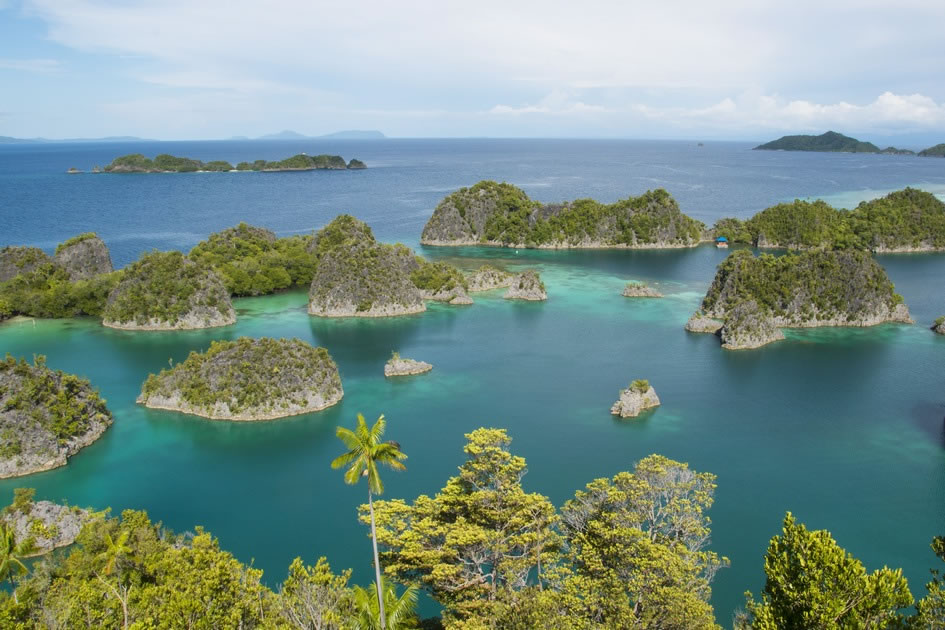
(0, 522, 30, 602)
(739, 513, 913, 629)
(352, 578, 419, 630)
(559, 454, 726, 629)
(369, 428, 559, 626)
(332, 413, 407, 630)
(912, 536, 945, 629)
(279, 556, 354, 630)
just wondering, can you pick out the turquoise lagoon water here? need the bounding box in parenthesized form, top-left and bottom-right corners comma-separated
(0, 139, 943, 621)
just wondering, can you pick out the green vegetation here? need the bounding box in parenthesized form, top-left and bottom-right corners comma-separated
(711, 188, 945, 251)
(701, 249, 904, 325)
(102, 250, 231, 326)
(140, 337, 341, 418)
(409, 260, 467, 294)
(737, 513, 913, 629)
(332, 413, 408, 630)
(0, 522, 29, 597)
(54, 233, 98, 255)
(423, 180, 705, 248)
(106, 153, 363, 173)
(629, 379, 650, 393)
(0, 354, 112, 451)
(0, 247, 53, 283)
(919, 143, 945, 157)
(0, 263, 120, 319)
(754, 131, 882, 153)
(913, 536, 945, 628)
(935, 316, 945, 327)
(188, 222, 317, 296)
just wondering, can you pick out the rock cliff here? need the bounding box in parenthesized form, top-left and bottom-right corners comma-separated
(138, 337, 343, 420)
(421, 181, 705, 248)
(0, 355, 113, 478)
(103, 251, 235, 330)
(0, 247, 53, 283)
(411, 260, 472, 304)
(504, 270, 547, 301)
(54, 233, 114, 281)
(719, 300, 785, 350)
(611, 380, 661, 418)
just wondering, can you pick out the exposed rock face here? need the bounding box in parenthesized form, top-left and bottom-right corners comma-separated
(933, 317, 945, 335)
(411, 260, 473, 304)
(0, 356, 113, 479)
(685, 313, 724, 334)
(504, 270, 547, 301)
(308, 216, 426, 317)
(2, 500, 96, 555)
(700, 249, 913, 329)
(719, 300, 785, 350)
(611, 382, 661, 418)
(421, 181, 705, 248)
(54, 234, 114, 281)
(0, 247, 53, 283)
(384, 356, 433, 377)
(449, 294, 473, 305)
(467, 265, 514, 292)
(622, 282, 663, 298)
(138, 337, 343, 421)
(102, 251, 236, 330)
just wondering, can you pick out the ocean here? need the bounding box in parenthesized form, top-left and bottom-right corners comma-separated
(0, 138, 943, 620)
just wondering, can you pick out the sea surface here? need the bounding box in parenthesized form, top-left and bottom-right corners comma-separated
(0, 139, 943, 621)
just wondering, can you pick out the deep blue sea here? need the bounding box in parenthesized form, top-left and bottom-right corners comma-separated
(0, 139, 943, 622)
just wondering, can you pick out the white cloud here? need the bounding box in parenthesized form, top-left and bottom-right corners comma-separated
(0, 58, 60, 73)
(489, 90, 608, 116)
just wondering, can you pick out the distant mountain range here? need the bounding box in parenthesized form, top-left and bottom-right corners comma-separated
(0, 130, 387, 144)
(754, 131, 943, 157)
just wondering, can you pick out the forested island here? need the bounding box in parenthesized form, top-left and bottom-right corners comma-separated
(421, 180, 705, 248)
(754, 130, 943, 156)
(0, 427, 939, 628)
(688, 249, 912, 349)
(0, 355, 112, 478)
(712, 188, 945, 252)
(103, 153, 366, 173)
(139, 337, 343, 420)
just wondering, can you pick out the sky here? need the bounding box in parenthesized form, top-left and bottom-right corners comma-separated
(1, 0, 945, 142)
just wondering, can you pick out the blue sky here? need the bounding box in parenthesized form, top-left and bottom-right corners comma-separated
(2, 0, 945, 142)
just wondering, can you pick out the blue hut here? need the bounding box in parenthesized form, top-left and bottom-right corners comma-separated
(715, 236, 729, 248)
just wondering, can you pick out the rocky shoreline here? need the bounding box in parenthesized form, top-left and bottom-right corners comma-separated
(2, 496, 97, 555)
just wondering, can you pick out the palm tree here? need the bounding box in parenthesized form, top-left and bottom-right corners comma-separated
(97, 529, 133, 628)
(352, 578, 418, 630)
(0, 522, 30, 603)
(332, 413, 407, 630)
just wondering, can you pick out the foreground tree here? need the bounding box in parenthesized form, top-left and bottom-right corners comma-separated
(333, 413, 407, 630)
(738, 513, 913, 629)
(0, 522, 30, 602)
(279, 556, 354, 629)
(912, 536, 945, 629)
(352, 578, 419, 630)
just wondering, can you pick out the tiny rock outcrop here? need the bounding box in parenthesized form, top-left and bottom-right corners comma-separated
(685, 313, 724, 334)
(384, 354, 433, 377)
(102, 251, 236, 330)
(138, 337, 343, 420)
(932, 317, 945, 335)
(466, 265, 514, 292)
(611, 380, 661, 418)
(54, 233, 114, 281)
(622, 281, 663, 297)
(504, 270, 547, 301)
(719, 300, 785, 350)
(0, 355, 113, 478)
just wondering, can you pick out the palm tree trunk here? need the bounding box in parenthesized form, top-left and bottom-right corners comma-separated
(368, 490, 387, 630)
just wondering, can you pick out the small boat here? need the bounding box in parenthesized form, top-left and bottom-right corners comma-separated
(715, 236, 729, 248)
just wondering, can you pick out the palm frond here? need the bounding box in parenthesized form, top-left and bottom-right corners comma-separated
(331, 450, 358, 470)
(369, 414, 387, 444)
(355, 413, 370, 443)
(335, 426, 362, 451)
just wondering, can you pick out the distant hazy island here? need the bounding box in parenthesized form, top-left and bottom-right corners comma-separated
(754, 130, 942, 156)
(712, 188, 945, 252)
(421, 180, 705, 248)
(103, 153, 366, 173)
(687, 249, 912, 350)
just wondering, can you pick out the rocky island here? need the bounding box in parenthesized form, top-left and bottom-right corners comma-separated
(102, 251, 235, 330)
(1, 489, 98, 555)
(754, 131, 882, 153)
(53, 233, 113, 280)
(384, 353, 433, 377)
(411, 260, 473, 304)
(188, 222, 317, 296)
(0, 355, 113, 478)
(504, 270, 547, 301)
(688, 249, 912, 349)
(712, 188, 945, 252)
(420, 180, 705, 248)
(918, 144, 945, 157)
(104, 153, 366, 173)
(138, 337, 343, 420)
(622, 281, 662, 297)
(611, 379, 661, 418)
(933, 317, 945, 335)
(466, 265, 514, 291)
